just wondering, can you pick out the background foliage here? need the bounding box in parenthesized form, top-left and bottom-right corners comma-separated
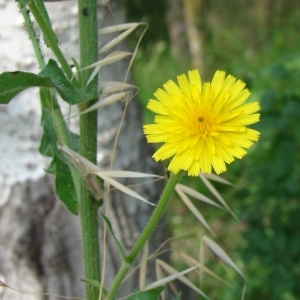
(122, 0, 300, 299)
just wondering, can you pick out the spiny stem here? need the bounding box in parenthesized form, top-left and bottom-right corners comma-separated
(20, 5, 45, 69)
(77, 0, 101, 299)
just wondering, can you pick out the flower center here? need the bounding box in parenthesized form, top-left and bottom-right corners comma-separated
(196, 115, 216, 137)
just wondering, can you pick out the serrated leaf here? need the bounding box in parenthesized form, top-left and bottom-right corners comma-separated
(0, 59, 93, 105)
(127, 286, 165, 300)
(39, 59, 93, 104)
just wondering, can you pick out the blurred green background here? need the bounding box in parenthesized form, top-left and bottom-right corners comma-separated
(122, 0, 300, 299)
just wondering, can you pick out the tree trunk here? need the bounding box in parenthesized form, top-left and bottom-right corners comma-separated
(182, 0, 204, 71)
(0, 1, 166, 299)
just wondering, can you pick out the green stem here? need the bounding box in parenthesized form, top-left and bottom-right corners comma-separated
(19, 1, 81, 199)
(77, 0, 101, 299)
(27, 0, 73, 79)
(78, 111, 100, 300)
(20, 6, 45, 69)
(106, 171, 183, 300)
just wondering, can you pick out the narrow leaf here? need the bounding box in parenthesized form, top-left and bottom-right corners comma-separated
(93, 170, 162, 178)
(155, 260, 165, 300)
(178, 252, 229, 287)
(199, 173, 238, 220)
(98, 23, 140, 34)
(202, 236, 246, 280)
(176, 184, 222, 208)
(176, 186, 216, 236)
(84, 52, 132, 86)
(157, 260, 209, 299)
(58, 144, 101, 174)
(99, 212, 126, 261)
(99, 26, 138, 54)
(58, 144, 155, 205)
(202, 173, 233, 186)
(147, 260, 209, 299)
(78, 92, 130, 115)
(100, 81, 137, 94)
(82, 51, 132, 71)
(99, 174, 155, 206)
(0, 280, 7, 287)
(139, 242, 149, 290)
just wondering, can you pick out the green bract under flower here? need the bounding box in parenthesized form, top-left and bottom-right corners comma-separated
(143, 69, 260, 176)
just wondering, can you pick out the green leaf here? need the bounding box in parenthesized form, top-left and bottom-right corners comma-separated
(53, 153, 78, 215)
(16, 0, 30, 9)
(39, 59, 93, 104)
(39, 89, 79, 215)
(43, 152, 78, 215)
(0, 59, 93, 105)
(71, 58, 83, 86)
(0, 71, 53, 104)
(39, 89, 80, 157)
(39, 107, 58, 157)
(80, 279, 108, 296)
(81, 278, 100, 289)
(99, 212, 126, 261)
(127, 287, 165, 300)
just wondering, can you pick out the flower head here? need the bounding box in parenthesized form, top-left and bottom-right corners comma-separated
(143, 70, 260, 176)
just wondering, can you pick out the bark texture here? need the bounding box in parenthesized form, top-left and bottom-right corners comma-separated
(0, 1, 166, 299)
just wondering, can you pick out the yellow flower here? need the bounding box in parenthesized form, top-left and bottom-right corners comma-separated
(143, 70, 260, 176)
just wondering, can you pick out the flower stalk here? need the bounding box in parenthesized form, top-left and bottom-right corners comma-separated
(106, 171, 183, 299)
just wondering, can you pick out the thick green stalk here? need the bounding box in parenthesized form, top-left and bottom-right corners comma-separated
(78, 0, 101, 300)
(106, 171, 183, 300)
(21, 3, 100, 299)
